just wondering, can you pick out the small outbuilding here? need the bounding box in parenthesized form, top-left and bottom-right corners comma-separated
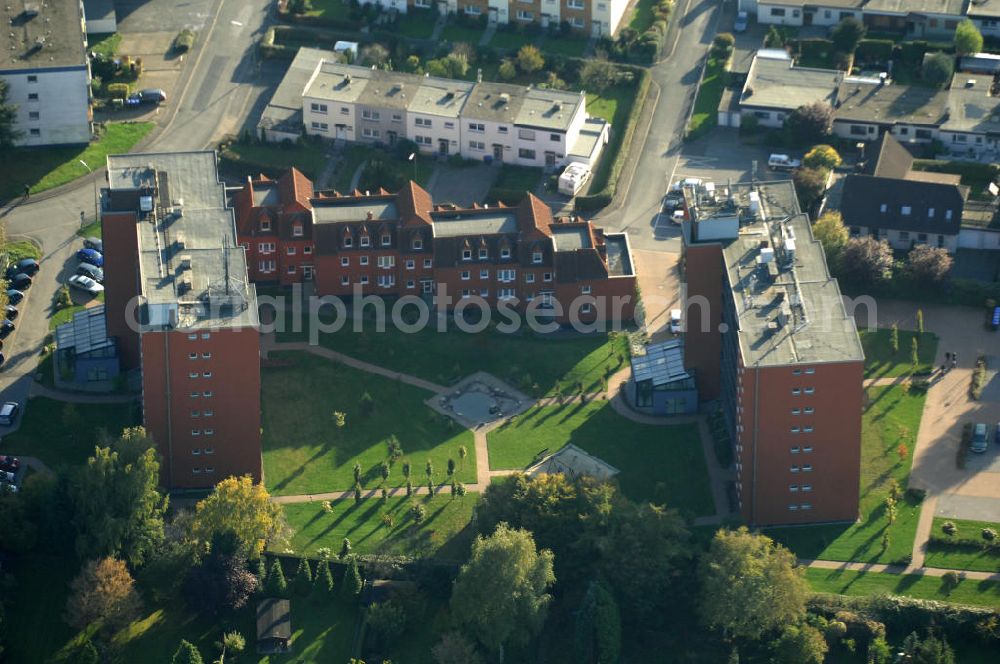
(526, 444, 620, 481)
(257, 598, 291, 654)
(54, 305, 120, 390)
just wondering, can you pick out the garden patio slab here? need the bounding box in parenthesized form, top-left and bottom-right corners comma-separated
(427, 371, 535, 430)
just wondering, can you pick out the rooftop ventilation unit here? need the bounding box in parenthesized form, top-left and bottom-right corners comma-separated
(178, 275, 193, 295)
(178, 254, 192, 270)
(500, 93, 510, 104)
(175, 232, 186, 250)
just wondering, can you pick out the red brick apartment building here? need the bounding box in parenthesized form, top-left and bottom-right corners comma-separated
(232, 170, 636, 323)
(103, 151, 262, 490)
(681, 180, 864, 527)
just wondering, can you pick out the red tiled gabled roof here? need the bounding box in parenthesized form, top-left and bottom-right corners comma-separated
(233, 176, 257, 237)
(278, 168, 314, 211)
(396, 181, 434, 227)
(516, 193, 554, 238)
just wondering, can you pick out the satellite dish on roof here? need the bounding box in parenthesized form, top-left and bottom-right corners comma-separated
(989, 182, 999, 197)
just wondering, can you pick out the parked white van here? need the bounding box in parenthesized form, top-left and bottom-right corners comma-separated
(558, 164, 592, 196)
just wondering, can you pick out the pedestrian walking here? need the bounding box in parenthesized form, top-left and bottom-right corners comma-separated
(945, 351, 952, 363)
(23, 184, 29, 199)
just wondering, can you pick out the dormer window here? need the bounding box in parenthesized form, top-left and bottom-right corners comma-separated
(412, 238, 423, 250)
(501, 247, 511, 259)
(927, 207, 935, 219)
(360, 235, 371, 247)
(879, 204, 887, 213)
(260, 218, 271, 232)
(381, 233, 391, 246)
(462, 249, 472, 260)
(901, 206, 912, 216)
(343, 236, 353, 248)
(293, 224, 303, 237)
(945, 209, 953, 221)
(532, 250, 543, 264)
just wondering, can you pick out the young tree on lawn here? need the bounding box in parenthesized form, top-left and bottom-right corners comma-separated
(906, 245, 953, 284)
(313, 558, 335, 598)
(792, 167, 828, 211)
(264, 559, 288, 597)
(573, 579, 621, 664)
(786, 102, 833, 143)
(354, 482, 363, 505)
(191, 475, 286, 559)
(891, 323, 900, 353)
(922, 52, 954, 88)
(340, 537, 352, 559)
(911, 336, 920, 368)
(811, 210, 848, 268)
(171, 640, 205, 664)
(184, 531, 259, 614)
(917, 309, 924, 334)
(451, 523, 555, 657)
(343, 557, 363, 598)
(831, 17, 866, 54)
(954, 19, 984, 56)
(432, 632, 484, 664)
(764, 25, 785, 48)
(458, 445, 468, 470)
(410, 501, 427, 524)
(839, 237, 893, 284)
(402, 461, 411, 481)
(773, 624, 828, 664)
(698, 527, 807, 640)
(293, 557, 313, 596)
(0, 80, 22, 148)
(579, 59, 618, 94)
(65, 557, 143, 633)
(516, 45, 544, 73)
(358, 44, 390, 67)
(447, 458, 456, 478)
(332, 410, 346, 431)
(70, 427, 167, 567)
(803, 144, 842, 170)
(498, 59, 517, 81)
(216, 631, 245, 664)
(353, 462, 362, 485)
(380, 460, 391, 483)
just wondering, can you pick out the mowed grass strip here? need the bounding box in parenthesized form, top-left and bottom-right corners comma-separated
(0, 122, 153, 202)
(262, 352, 475, 496)
(282, 494, 479, 562)
(859, 328, 939, 379)
(275, 308, 630, 396)
(805, 567, 1000, 609)
(487, 400, 715, 516)
(767, 385, 927, 565)
(925, 517, 1000, 573)
(0, 397, 139, 469)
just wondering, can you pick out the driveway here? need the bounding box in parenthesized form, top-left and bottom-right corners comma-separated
(864, 300, 1000, 520)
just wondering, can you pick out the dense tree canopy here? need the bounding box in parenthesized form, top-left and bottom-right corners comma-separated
(954, 20, 984, 56)
(812, 210, 849, 269)
(70, 427, 167, 567)
(191, 475, 286, 559)
(64, 557, 143, 634)
(0, 80, 21, 148)
(450, 523, 555, 655)
(906, 245, 953, 284)
(840, 236, 894, 284)
(831, 17, 866, 54)
(786, 102, 833, 144)
(697, 527, 807, 640)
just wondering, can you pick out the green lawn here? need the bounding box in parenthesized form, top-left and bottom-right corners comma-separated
(275, 309, 630, 397)
(220, 141, 329, 181)
(396, 9, 439, 39)
(0, 122, 153, 202)
(490, 30, 533, 51)
(282, 494, 479, 562)
(441, 23, 484, 45)
(492, 165, 542, 192)
(304, 0, 353, 20)
(3, 555, 78, 663)
(262, 352, 475, 496)
(0, 397, 139, 469)
(76, 219, 102, 239)
(540, 35, 588, 58)
(4, 240, 42, 262)
(331, 144, 371, 192)
(805, 567, 1000, 609)
(50, 296, 104, 331)
(686, 57, 725, 140)
(767, 385, 927, 565)
(585, 83, 636, 194)
(860, 328, 939, 379)
(487, 401, 715, 515)
(87, 32, 122, 57)
(925, 517, 1000, 573)
(627, 0, 659, 33)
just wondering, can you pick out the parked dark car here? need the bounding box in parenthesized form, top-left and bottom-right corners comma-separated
(83, 237, 103, 252)
(5, 289, 23, 304)
(0, 455, 18, 472)
(4, 306, 16, 320)
(12, 258, 38, 276)
(76, 248, 104, 267)
(0, 402, 17, 425)
(8, 273, 31, 290)
(991, 306, 1000, 331)
(0, 320, 14, 337)
(76, 262, 104, 282)
(130, 88, 167, 104)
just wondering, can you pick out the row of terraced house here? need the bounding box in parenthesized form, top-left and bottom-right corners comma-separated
(231, 169, 637, 323)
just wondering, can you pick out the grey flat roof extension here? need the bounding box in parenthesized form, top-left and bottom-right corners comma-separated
(0, 0, 87, 71)
(55, 304, 114, 355)
(259, 47, 336, 135)
(312, 200, 398, 224)
(431, 211, 519, 237)
(106, 151, 258, 331)
(866, 0, 966, 15)
(552, 227, 591, 251)
(943, 73, 1000, 134)
(834, 78, 949, 126)
(742, 55, 842, 113)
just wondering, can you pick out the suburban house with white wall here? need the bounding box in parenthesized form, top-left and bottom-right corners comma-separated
(283, 62, 609, 169)
(1, 0, 92, 147)
(740, 0, 972, 37)
(441, 0, 630, 36)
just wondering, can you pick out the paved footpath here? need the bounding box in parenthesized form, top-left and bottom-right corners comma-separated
(804, 558, 1000, 582)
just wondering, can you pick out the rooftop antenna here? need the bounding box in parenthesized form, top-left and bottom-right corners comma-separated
(223, 235, 231, 294)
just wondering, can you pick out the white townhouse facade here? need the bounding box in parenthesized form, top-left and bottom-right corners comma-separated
(741, 0, 972, 38)
(299, 62, 607, 169)
(1, 0, 92, 147)
(444, 0, 629, 35)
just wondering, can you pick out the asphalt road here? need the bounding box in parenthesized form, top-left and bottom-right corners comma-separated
(0, 0, 275, 434)
(594, 0, 722, 254)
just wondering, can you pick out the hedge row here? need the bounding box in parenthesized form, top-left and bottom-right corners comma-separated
(575, 68, 651, 212)
(808, 594, 1000, 645)
(927, 534, 1000, 552)
(856, 38, 894, 63)
(841, 276, 1000, 309)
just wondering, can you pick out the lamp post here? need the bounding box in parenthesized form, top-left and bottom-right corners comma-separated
(79, 159, 99, 228)
(408, 152, 416, 183)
